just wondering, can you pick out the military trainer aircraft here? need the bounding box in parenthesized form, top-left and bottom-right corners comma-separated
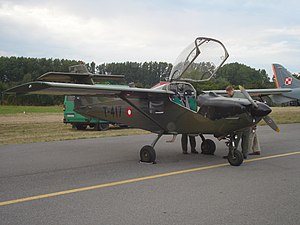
(4, 37, 279, 166)
(270, 63, 300, 106)
(211, 63, 300, 106)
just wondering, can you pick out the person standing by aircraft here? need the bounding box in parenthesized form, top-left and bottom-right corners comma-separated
(180, 89, 198, 154)
(249, 125, 261, 155)
(224, 85, 252, 159)
(181, 134, 197, 154)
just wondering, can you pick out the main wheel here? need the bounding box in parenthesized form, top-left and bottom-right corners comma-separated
(140, 145, 156, 163)
(201, 139, 216, 155)
(227, 150, 243, 166)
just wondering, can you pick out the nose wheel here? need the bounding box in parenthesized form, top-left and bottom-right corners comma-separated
(225, 134, 243, 166)
(227, 150, 243, 166)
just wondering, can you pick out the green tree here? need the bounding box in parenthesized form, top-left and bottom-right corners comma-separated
(1, 57, 275, 105)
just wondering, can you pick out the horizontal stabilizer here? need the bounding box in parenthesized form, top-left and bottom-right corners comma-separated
(37, 72, 125, 84)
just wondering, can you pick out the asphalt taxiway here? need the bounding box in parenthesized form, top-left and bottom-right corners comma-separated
(1, 124, 300, 225)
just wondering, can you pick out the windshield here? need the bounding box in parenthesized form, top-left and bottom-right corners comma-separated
(169, 37, 229, 82)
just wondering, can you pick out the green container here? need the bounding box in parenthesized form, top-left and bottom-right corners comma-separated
(63, 96, 109, 131)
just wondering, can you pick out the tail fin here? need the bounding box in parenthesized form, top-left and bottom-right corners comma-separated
(272, 64, 300, 89)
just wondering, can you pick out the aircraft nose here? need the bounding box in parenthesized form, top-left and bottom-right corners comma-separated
(249, 102, 272, 117)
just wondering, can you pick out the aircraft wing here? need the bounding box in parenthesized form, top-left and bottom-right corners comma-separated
(4, 81, 174, 98)
(209, 88, 292, 97)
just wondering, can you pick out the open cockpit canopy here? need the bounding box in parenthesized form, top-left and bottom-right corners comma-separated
(169, 37, 229, 82)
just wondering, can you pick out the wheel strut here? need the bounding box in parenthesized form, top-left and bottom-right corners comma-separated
(151, 133, 163, 148)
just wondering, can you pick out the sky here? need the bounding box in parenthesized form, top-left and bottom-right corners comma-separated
(1, 0, 300, 77)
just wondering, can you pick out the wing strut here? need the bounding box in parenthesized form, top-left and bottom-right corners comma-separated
(119, 95, 166, 132)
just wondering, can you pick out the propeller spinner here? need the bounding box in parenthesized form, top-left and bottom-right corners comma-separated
(239, 85, 280, 132)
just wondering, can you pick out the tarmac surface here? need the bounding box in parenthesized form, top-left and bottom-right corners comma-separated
(1, 123, 300, 225)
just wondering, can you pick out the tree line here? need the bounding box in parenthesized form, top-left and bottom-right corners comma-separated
(1, 56, 277, 105)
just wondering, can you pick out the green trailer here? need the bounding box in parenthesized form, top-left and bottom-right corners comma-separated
(59, 64, 129, 131)
(63, 96, 110, 130)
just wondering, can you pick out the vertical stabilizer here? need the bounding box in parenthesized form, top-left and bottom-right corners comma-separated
(272, 64, 300, 89)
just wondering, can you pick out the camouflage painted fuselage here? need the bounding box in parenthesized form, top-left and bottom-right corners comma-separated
(74, 92, 271, 138)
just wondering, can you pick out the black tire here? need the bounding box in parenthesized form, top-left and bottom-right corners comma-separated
(95, 123, 109, 131)
(140, 145, 156, 163)
(227, 150, 243, 166)
(201, 139, 216, 155)
(75, 124, 87, 130)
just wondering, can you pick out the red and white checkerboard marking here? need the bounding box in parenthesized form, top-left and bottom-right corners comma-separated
(285, 77, 292, 85)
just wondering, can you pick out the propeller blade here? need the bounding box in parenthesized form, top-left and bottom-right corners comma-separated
(239, 85, 258, 108)
(238, 86, 278, 132)
(263, 115, 280, 132)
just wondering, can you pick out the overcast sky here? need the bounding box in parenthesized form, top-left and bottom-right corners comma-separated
(1, 0, 299, 77)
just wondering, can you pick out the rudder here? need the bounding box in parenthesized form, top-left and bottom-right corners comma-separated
(272, 63, 300, 89)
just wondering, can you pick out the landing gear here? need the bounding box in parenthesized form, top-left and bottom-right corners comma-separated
(227, 150, 243, 166)
(201, 139, 216, 155)
(139, 133, 163, 164)
(199, 134, 216, 155)
(226, 134, 243, 166)
(140, 145, 156, 163)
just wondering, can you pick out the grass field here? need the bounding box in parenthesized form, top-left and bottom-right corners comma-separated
(0, 105, 62, 114)
(0, 122, 149, 145)
(265, 107, 300, 124)
(0, 106, 299, 145)
(0, 105, 150, 144)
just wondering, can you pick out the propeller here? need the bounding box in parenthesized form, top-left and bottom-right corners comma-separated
(238, 85, 280, 132)
(239, 85, 258, 108)
(263, 115, 280, 132)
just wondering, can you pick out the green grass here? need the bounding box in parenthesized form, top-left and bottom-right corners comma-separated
(0, 105, 63, 114)
(259, 107, 300, 125)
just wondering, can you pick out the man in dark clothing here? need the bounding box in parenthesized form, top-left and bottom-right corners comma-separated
(181, 134, 198, 154)
(180, 90, 198, 154)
